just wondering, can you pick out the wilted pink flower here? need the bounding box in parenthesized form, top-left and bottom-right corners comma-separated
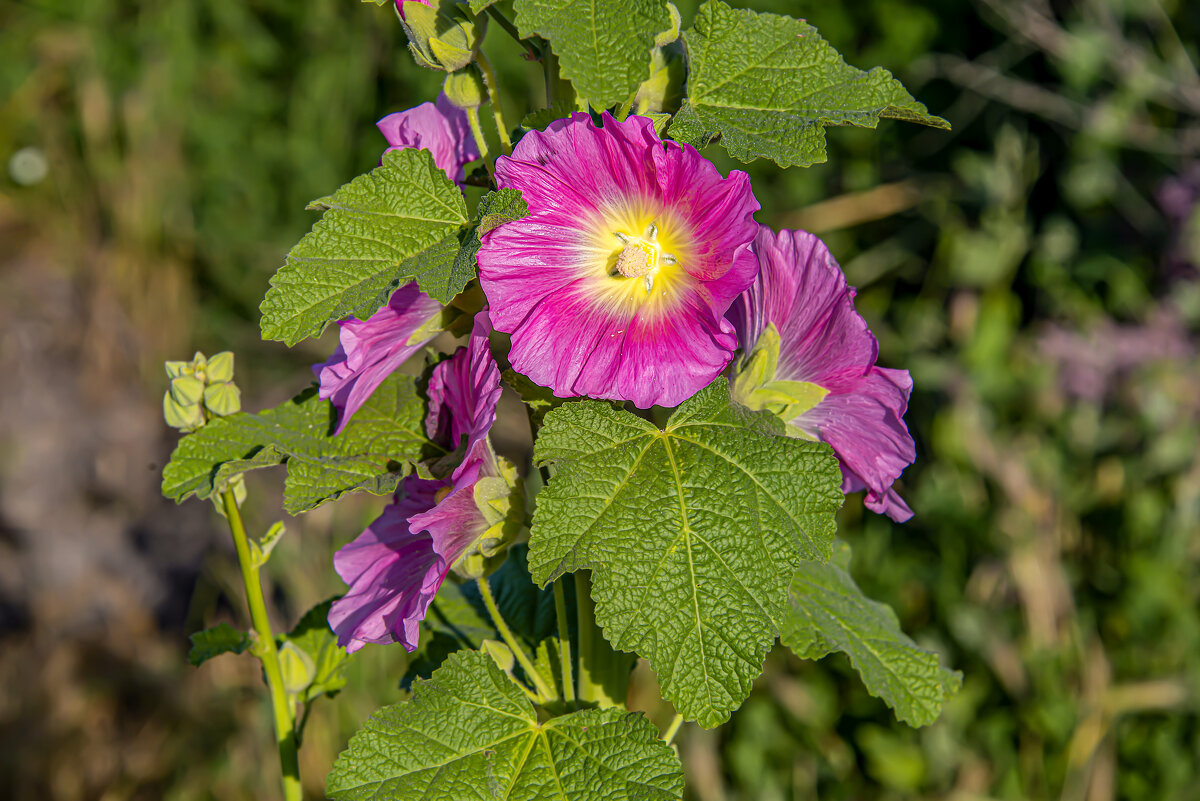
(313, 282, 444, 435)
(378, 93, 479, 183)
(729, 227, 916, 522)
(328, 313, 516, 652)
(477, 112, 760, 408)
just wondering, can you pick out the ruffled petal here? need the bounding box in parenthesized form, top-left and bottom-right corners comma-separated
(377, 93, 479, 183)
(794, 367, 915, 521)
(313, 283, 443, 434)
(479, 112, 759, 407)
(733, 227, 876, 392)
(425, 310, 502, 469)
(327, 476, 446, 652)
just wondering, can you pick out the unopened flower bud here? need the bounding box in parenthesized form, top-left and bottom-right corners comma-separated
(169, 375, 206, 406)
(399, 0, 486, 73)
(205, 351, 235, 383)
(203, 381, 242, 417)
(163, 392, 205, 432)
(442, 69, 486, 110)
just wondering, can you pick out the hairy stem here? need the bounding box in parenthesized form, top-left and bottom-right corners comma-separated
(553, 579, 576, 706)
(221, 490, 302, 801)
(663, 712, 684, 745)
(476, 51, 513, 155)
(477, 577, 556, 701)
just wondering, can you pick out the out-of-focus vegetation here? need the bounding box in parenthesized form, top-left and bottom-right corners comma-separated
(1, 0, 1198, 799)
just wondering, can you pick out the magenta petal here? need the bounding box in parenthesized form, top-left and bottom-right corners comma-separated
(377, 93, 480, 183)
(478, 112, 760, 407)
(313, 283, 443, 434)
(327, 476, 447, 652)
(795, 366, 915, 522)
(425, 310, 502, 470)
(731, 226, 876, 392)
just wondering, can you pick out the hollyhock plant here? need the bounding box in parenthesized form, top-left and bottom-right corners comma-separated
(327, 312, 521, 652)
(377, 92, 479, 183)
(477, 112, 760, 408)
(729, 226, 916, 522)
(313, 282, 445, 435)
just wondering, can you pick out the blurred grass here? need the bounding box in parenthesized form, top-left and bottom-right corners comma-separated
(1, 0, 1198, 799)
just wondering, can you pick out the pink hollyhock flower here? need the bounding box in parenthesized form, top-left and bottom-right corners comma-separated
(729, 227, 916, 522)
(313, 282, 444, 435)
(377, 93, 479, 183)
(328, 313, 519, 652)
(477, 112, 760, 408)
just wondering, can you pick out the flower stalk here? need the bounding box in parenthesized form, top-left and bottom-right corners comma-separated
(477, 577, 555, 702)
(553, 579, 576, 706)
(220, 489, 302, 801)
(475, 50, 512, 155)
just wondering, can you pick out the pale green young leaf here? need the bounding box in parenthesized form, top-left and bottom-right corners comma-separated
(528, 379, 844, 727)
(327, 650, 683, 800)
(260, 148, 468, 344)
(188, 623, 250, 667)
(781, 542, 961, 727)
(513, 0, 673, 109)
(161, 374, 431, 515)
(670, 1, 949, 168)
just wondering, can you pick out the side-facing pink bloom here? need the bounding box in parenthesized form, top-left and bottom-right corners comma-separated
(729, 227, 916, 522)
(313, 282, 444, 435)
(328, 313, 517, 652)
(477, 112, 760, 408)
(378, 92, 479, 183)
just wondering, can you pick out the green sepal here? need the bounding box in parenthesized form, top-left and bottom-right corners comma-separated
(731, 323, 829, 425)
(205, 351, 235, 383)
(203, 381, 242, 417)
(163, 392, 205, 432)
(278, 641, 316, 695)
(278, 599, 354, 704)
(169, 375, 205, 406)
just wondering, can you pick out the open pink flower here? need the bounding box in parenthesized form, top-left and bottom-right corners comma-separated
(729, 227, 916, 522)
(328, 312, 516, 652)
(477, 112, 760, 408)
(378, 92, 479, 183)
(313, 282, 443, 435)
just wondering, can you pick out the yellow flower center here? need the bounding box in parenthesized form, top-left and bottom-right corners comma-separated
(578, 202, 696, 319)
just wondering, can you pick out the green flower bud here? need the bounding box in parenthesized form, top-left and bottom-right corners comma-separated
(169, 375, 206, 406)
(442, 69, 486, 110)
(277, 641, 316, 696)
(164, 360, 193, 380)
(203, 381, 242, 417)
(400, 0, 485, 73)
(481, 639, 515, 674)
(206, 351, 235, 383)
(163, 392, 205, 432)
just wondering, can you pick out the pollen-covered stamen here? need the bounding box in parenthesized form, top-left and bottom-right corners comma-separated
(611, 220, 678, 291)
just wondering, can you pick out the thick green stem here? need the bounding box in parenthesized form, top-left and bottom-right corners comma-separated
(553, 580, 576, 706)
(477, 577, 556, 701)
(476, 51, 513, 155)
(221, 490, 301, 801)
(663, 712, 684, 745)
(465, 105, 494, 182)
(573, 572, 604, 703)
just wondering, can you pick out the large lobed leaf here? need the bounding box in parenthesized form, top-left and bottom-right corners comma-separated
(327, 650, 683, 800)
(528, 379, 844, 727)
(670, 0, 949, 168)
(260, 147, 468, 345)
(781, 542, 961, 727)
(513, 0, 673, 109)
(161, 374, 430, 515)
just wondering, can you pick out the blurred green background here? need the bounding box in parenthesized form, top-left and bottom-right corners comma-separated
(1, 0, 1198, 798)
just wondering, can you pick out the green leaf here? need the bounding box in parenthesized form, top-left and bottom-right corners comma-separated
(520, 99, 579, 131)
(514, 0, 673, 109)
(260, 148, 468, 345)
(327, 650, 683, 800)
(448, 189, 529, 299)
(161, 374, 431, 515)
(468, 0, 500, 12)
(188, 622, 250, 667)
(780, 542, 961, 727)
(670, 1, 949, 168)
(281, 599, 354, 703)
(528, 378, 844, 726)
